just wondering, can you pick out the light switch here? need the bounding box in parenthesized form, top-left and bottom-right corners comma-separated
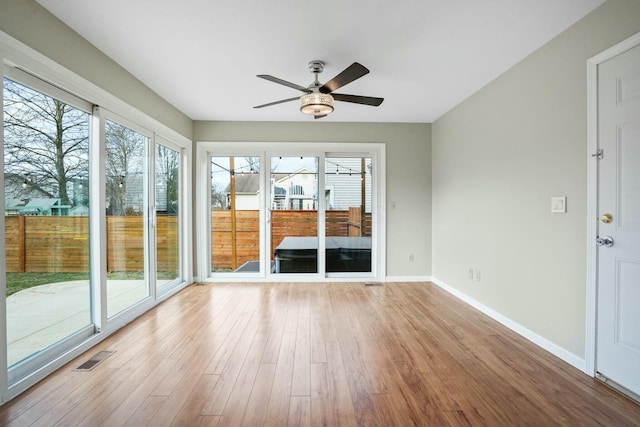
(551, 196, 566, 213)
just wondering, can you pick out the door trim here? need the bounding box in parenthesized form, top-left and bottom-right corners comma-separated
(586, 31, 640, 377)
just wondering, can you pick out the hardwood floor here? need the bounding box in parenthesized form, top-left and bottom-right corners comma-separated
(1, 281, 639, 426)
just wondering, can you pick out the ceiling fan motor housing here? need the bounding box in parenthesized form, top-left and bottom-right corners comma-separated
(308, 60, 325, 74)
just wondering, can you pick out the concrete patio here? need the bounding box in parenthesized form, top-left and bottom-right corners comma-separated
(6, 279, 148, 366)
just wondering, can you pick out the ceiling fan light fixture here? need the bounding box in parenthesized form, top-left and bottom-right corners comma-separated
(300, 93, 334, 115)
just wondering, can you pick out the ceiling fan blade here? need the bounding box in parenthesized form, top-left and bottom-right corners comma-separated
(257, 75, 311, 93)
(319, 62, 369, 94)
(332, 93, 384, 106)
(253, 97, 299, 109)
(314, 114, 327, 120)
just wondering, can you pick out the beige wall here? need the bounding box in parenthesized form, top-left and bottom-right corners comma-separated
(432, 0, 640, 358)
(0, 0, 192, 139)
(194, 121, 432, 277)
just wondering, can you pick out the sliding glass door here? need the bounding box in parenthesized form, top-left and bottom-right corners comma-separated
(204, 145, 381, 280)
(210, 156, 262, 274)
(2, 61, 190, 395)
(325, 157, 372, 273)
(104, 118, 150, 318)
(3, 72, 94, 380)
(155, 140, 182, 291)
(270, 156, 319, 274)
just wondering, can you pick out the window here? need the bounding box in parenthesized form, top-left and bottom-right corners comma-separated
(3, 73, 93, 380)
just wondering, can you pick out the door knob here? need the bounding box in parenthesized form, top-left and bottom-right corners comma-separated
(596, 236, 614, 247)
(600, 213, 613, 224)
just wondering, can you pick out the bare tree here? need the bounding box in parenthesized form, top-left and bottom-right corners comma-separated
(243, 156, 279, 173)
(211, 181, 227, 209)
(156, 144, 180, 215)
(242, 156, 259, 173)
(3, 78, 89, 206)
(105, 120, 145, 216)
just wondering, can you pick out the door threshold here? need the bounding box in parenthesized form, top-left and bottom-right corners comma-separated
(596, 372, 640, 404)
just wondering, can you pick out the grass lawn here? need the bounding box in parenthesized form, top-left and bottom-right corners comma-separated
(5, 272, 89, 296)
(5, 271, 157, 297)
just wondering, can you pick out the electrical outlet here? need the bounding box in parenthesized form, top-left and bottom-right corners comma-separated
(409, 254, 414, 262)
(469, 268, 474, 279)
(476, 270, 481, 282)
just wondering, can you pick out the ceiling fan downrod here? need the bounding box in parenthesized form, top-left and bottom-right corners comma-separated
(308, 60, 324, 89)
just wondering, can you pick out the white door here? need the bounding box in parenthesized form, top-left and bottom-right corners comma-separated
(596, 43, 640, 397)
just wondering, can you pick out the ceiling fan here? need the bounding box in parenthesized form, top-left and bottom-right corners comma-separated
(253, 60, 384, 119)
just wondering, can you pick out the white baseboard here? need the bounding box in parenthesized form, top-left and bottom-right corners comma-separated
(430, 277, 586, 372)
(385, 275, 433, 282)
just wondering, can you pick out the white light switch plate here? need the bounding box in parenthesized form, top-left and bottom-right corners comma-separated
(551, 196, 566, 213)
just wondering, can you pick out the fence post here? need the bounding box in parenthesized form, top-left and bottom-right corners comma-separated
(348, 207, 362, 237)
(18, 216, 26, 273)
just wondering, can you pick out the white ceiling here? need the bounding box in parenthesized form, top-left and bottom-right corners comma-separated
(36, 0, 604, 123)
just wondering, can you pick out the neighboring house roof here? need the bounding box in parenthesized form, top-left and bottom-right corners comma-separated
(25, 198, 64, 208)
(224, 173, 260, 194)
(70, 205, 89, 216)
(5, 198, 71, 215)
(273, 168, 313, 185)
(5, 199, 26, 208)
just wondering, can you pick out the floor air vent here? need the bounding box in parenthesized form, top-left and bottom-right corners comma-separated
(365, 282, 383, 287)
(75, 350, 114, 371)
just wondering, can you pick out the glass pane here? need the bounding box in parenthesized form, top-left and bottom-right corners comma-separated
(271, 156, 318, 274)
(325, 157, 372, 272)
(105, 119, 149, 317)
(156, 144, 180, 289)
(211, 156, 261, 273)
(3, 77, 91, 367)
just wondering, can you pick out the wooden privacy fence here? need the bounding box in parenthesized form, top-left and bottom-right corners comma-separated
(211, 208, 372, 270)
(211, 210, 260, 271)
(5, 216, 178, 273)
(5, 216, 89, 273)
(4, 209, 371, 273)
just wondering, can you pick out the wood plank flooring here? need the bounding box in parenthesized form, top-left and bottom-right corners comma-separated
(1, 281, 639, 426)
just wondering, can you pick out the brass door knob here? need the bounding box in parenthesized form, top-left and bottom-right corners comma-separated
(600, 213, 613, 224)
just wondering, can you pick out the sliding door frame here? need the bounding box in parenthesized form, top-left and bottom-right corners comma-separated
(102, 110, 154, 320)
(154, 135, 187, 296)
(3, 67, 96, 385)
(196, 141, 386, 282)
